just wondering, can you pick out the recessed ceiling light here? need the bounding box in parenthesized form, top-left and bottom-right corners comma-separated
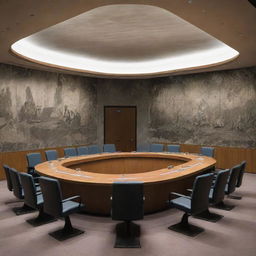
(11, 4, 239, 77)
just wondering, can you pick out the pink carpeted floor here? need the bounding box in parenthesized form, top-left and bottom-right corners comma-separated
(0, 173, 256, 256)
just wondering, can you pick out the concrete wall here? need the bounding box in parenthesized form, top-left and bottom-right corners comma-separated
(0, 63, 255, 152)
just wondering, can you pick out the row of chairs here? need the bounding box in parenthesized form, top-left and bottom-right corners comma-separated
(26, 144, 214, 177)
(4, 165, 85, 240)
(168, 160, 246, 237)
(3, 159, 246, 247)
(138, 143, 215, 157)
(3, 164, 142, 246)
(26, 144, 117, 176)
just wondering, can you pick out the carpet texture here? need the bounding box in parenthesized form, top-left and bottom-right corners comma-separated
(0, 173, 256, 256)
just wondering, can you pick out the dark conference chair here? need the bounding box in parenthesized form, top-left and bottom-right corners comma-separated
(167, 144, 180, 153)
(214, 165, 241, 210)
(9, 168, 35, 215)
(3, 165, 13, 192)
(200, 147, 215, 157)
(77, 146, 89, 156)
(64, 147, 77, 157)
(194, 169, 230, 222)
(19, 172, 56, 226)
(45, 150, 58, 161)
(168, 173, 213, 237)
(103, 144, 116, 153)
(111, 181, 144, 248)
(150, 143, 164, 152)
(26, 152, 42, 177)
(39, 176, 84, 241)
(229, 161, 246, 200)
(88, 145, 101, 154)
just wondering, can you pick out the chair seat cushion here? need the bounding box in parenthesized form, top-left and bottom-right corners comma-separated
(171, 197, 191, 213)
(62, 200, 84, 216)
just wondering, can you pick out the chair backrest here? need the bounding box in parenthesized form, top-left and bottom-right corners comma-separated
(137, 143, 150, 152)
(103, 144, 116, 153)
(26, 153, 42, 168)
(88, 145, 101, 154)
(227, 165, 241, 194)
(167, 144, 180, 153)
(211, 169, 230, 204)
(200, 147, 215, 157)
(39, 177, 63, 217)
(64, 148, 77, 157)
(112, 181, 144, 221)
(236, 161, 246, 187)
(19, 172, 38, 209)
(150, 143, 164, 152)
(9, 168, 23, 199)
(191, 173, 213, 214)
(45, 150, 58, 161)
(77, 146, 89, 156)
(3, 165, 12, 191)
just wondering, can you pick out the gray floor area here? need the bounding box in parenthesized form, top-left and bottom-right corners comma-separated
(0, 173, 256, 256)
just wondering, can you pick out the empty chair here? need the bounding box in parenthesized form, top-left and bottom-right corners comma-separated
(200, 147, 215, 157)
(88, 145, 101, 154)
(19, 172, 56, 226)
(39, 176, 84, 241)
(193, 169, 230, 222)
(3, 165, 13, 192)
(45, 150, 58, 161)
(167, 144, 180, 153)
(150, 143, 164, 152)
(9, 168, 35, 215)
(111, 181, 144, 248)
(136, 143, 150, 152)
(26, 152, 42, 177)
(103, 144, 116, 153)
(230, 161, 247, 200)
(77, 146, 89, 156)
(214, 164, 241, 210)
(64, 147, 77, 157)
(168, 173, 213, 237)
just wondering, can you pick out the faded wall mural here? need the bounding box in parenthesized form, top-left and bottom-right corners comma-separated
(0, 63, 255, 152)
(0, 64, 97, 151)
(149, 68, 256, 147)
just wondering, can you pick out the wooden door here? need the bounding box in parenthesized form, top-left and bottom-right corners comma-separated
(104, 106, 136, 152)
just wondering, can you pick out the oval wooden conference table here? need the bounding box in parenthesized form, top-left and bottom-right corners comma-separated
(35, 152, 216, 215)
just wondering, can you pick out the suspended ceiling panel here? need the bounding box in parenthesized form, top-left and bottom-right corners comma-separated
(11, 5, 238, 77)
(0, 0, 255, 78)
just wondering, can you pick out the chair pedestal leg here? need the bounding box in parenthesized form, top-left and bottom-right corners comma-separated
(49, 216, 84, 241)
(193, 209, 223, 222)
(12, 203, 36, 215)
(26, 208, 57, 226)
(168, 213, 204, 237)
(114, 221, 141, 248)
(212, 201, 235, 211)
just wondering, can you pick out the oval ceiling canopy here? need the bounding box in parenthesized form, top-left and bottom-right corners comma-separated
(11, 4, 239, 77)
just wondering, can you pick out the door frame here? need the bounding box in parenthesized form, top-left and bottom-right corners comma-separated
(104, 106, 137, 150)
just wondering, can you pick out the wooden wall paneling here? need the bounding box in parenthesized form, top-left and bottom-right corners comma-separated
(0, 145, 79, 180)
(160, 143, 256, 173)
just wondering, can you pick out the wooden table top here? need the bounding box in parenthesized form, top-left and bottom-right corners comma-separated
(35, 152, 216, 185)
